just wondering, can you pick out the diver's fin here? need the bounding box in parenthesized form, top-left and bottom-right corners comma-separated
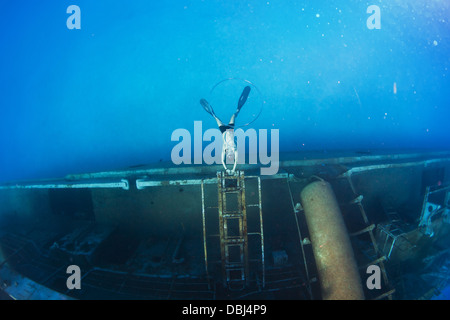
(237, 86, 251, 111)
(200, 98, 214, 116)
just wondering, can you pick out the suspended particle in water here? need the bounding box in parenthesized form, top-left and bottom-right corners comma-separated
(393, 82, 397, 94)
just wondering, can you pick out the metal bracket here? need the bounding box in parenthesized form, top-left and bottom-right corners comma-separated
(419, 202, 441, 237)
(419, 185, 450, 237)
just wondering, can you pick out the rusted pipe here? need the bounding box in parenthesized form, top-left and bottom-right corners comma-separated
(300, 180, 364, 300)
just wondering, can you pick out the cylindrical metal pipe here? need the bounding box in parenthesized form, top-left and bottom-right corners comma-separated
(300, 180, 364, 300)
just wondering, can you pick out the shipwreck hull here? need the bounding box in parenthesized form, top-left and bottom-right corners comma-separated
(0, 150, 449, 300)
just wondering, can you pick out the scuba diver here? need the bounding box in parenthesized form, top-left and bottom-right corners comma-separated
(200, 86, 251, 174)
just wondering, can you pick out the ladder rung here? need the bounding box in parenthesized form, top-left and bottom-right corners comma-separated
(359, 256, 387, 270)
(224, 238, 245, 244)
(223, 213, 242, 218)
(223, 210, 240, 214)
(246, 204, 260, 207)
(227, 279, 245, 284)
(228, 278, 244, 283)
(223, 188, 241, 193)
(349, 224, 375, 237)
(222, 175, 240, 180)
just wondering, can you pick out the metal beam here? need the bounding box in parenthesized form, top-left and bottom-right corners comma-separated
(0, 179, 129, 190)
(135, 173, 289, 189)
(339, 158, 450, 178)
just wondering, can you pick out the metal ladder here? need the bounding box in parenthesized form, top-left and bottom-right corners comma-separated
(201, 171, 265, 291)
(341, 174, 396, 300)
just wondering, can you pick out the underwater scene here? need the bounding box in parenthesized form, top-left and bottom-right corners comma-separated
(0, 0, 450, 303)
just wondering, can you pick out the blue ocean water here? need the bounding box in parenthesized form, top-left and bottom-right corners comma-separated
(1, 1, 449, 183)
